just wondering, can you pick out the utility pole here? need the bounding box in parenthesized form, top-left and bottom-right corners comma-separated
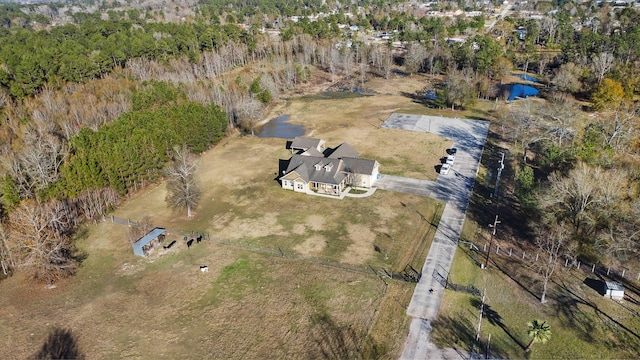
(491, 152, 505, 200)
(483, 215, 501, 269)
(476, 287, 486, 342)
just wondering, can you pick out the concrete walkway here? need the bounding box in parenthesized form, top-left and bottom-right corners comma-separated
(305, 186, 377, 199)
(380, 114, 490, 360)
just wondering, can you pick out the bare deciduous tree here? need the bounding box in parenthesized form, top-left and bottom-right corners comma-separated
(595, 102, 639, 150)
(535, 221, 569, 303)
(502, 101, 547, 161)
(542, 164, 599, 233)
(404, 42, 427, 75)
(590, 52, 615, 82)
(0, 223, 15, 276)
(444, 68, 476, 110)
(538, 95, 579, 147)
(541, 163, 625, 238)
(551, 62, 582, 94)
(74, 187, 120, 221)
(596, 200, 640, 260)
(6, 200, 77, 283)
(165, 145, 200, 218)
(128, 215, 154, 246)
(18, 128, 68, 192)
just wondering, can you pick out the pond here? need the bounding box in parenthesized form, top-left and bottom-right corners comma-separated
(513, 73, 539, 82)
(505, 84, 540, 101)
(257, 114, 306, 139)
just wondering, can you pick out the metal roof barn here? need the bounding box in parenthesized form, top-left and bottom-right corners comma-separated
(133, 228, 166, 256)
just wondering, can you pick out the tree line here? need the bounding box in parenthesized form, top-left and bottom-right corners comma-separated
(0, 17, 252, 98)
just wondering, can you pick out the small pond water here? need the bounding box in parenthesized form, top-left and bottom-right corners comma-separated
(513, 73, 539, 82)
(257, 114, 306, 138)
(505, 84, 540, 101)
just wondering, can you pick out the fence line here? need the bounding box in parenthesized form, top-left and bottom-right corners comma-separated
(459, 240, 640, 284)
(106, 215, 396, 279)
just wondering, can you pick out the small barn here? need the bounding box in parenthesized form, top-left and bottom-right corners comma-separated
(604, 281, 625, 300)
(133, 227, 166, 256)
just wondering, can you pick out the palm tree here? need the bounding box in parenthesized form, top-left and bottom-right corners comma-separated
(525, 319, 551, 352)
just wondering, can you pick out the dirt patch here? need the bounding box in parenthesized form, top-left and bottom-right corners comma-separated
(305, 215, 326, 231)
(291, 223, 307, 235)
(293, 234, 327, 256)
(342, 224, 376, 265)
(213, 212, 283, 240)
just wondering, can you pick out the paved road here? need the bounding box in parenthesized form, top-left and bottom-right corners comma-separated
(486, 2, 513, 31)
(380, 114, 489, 360)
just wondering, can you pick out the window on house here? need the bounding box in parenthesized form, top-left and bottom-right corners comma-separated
(297, 183, 304, 190)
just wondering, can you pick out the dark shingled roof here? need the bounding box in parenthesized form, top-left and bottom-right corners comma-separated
(291, 137, 324, 152)
(301, 147, 323, 157)
(327, 142, 359, 159)
(283, 154, 348, 185)
(342, 157, 377, 175)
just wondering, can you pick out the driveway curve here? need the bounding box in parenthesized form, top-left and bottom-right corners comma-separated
(380, 114, 489, 359)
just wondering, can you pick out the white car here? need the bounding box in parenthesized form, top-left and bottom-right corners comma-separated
(440, 163, 451, 175)
(446, 155, 455, 165)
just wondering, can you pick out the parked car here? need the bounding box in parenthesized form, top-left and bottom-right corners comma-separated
(448, 148, 457, 156)
(440, 163, 451, 175)
(446, 155, 455, 165)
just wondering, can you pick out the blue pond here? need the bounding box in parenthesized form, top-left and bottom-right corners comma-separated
(257, 114, 305, 138)
(513, 73, 539, 82)
(424, 89, 437, 100)
(506, 84, 539, 101)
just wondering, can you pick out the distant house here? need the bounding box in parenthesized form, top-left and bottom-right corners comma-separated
(280, 137, 380, 196)
(133, 227, 166, 256)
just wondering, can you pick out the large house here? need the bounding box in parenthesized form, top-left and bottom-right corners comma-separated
(280, 137, 380, 196)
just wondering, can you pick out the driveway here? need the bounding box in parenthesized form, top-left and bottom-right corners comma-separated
(380, 114, 490, 359)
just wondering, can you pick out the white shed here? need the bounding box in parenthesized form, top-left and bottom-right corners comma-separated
(604, 281, 624, 300)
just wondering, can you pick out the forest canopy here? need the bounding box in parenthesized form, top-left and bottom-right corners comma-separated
(46, 100, 227, 200)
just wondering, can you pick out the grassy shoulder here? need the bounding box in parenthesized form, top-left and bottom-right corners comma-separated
(434, 245, 640, 359)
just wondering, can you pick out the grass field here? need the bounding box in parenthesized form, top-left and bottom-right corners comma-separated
(433, 244, 640, 359)
(0, 73, 450, 359)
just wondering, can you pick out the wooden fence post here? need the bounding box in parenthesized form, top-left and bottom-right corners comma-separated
(621, 269, 625, 278)
(607, 267, 610, 276)
(483, 244, 487, 252)
(577, 261, 580, 269)
(637, 272, 640, 281)
(591, 264, 595, 273)
(565, 258, 568, 267)
(535, 253, 539, 262)
(509, 249, 512, 257)
(522, 251, 525, 259)
(496, 245, 500, 254)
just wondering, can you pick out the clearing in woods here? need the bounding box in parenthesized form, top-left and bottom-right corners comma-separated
(0, 74, 449, 359)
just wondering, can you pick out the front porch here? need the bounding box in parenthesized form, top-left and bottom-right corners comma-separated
(309, 181, 344, 196)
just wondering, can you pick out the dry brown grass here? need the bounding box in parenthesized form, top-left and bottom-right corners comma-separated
(0, 73, 450, 359)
